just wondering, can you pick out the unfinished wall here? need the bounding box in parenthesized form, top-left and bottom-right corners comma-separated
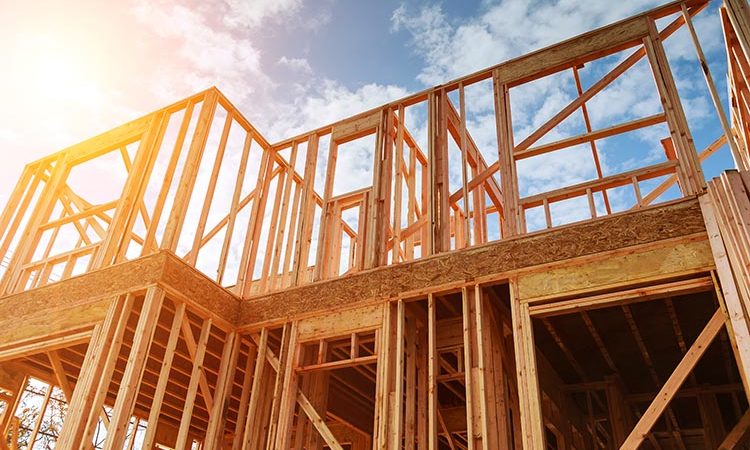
(1, 0, 750, 449)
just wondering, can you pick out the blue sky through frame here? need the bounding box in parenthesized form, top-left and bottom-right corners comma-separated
(0, 0, 736, 232)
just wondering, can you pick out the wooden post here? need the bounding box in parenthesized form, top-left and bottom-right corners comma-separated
(143, 302, 186, 448)
(232, 342, 258, 450)
(366, 108, 394, 269)
(243, 329, 269, 450)
(681, 4, 745, 169)
(57, 295, 131, 448)
(104, 287, 165, 450)
(218, 130, 254, 285)
(79, 294, 138, 446)
(206, 331, 241, 447)
(427, 293, 438, 449)
(473, 285, 508, 450)
(509, 280, 544, 449)
(458, 84, 472, 248)
(237, 146, 274, 297)
(104, 111, 169, 266)
(141, 100, 196, 254)
(644, 21, 704, 195)
(272, 323, 300, 450)
(604, 376, 634, 448)
(428, 90, 450, 255)
(187, 112, 234, 267)
(265, 323, 294, 448)
(315, 137, 339, 281)
(175, 317, 213, 450)
(493, 76, 521, 236)
(161, 91, 219, 251)
(374, 302, 397, 449)
(392, 107, 406, 262)
(292, 135, 321, 285)
(462, 286, 481, 450)
(391, 299, 406, 449)
(701, 185, 750, 399)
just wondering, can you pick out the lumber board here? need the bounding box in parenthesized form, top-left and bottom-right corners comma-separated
(516, 238, 713, 301)
(159, 252, 240, 326)
(297, 303, 384, 342)
(0, 251, 240, 349)
(239, 198, 706, 327)
(0, 299, 109, 355)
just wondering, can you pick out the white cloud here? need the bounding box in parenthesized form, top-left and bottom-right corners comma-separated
(133, 0, 271, 103)
(392, 0, 665, 86)
(263, 80, 410, 140)
(222, 0, 302, 28)
(391, 0, 720, 219)
(277, 56, 312, 74)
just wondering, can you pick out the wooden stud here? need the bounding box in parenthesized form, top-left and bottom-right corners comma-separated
(143, 302, 186, 448)
(175, 317, 213, 450)
(104, 287, 165, 450)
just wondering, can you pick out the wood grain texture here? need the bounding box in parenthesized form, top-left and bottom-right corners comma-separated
(238, 197, 707, 327)
(0, 251, 241, 347)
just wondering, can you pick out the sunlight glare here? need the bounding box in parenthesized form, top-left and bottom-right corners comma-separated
(11, 34, 103, 108)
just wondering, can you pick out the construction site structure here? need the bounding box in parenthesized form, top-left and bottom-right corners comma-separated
(2, 0, 750, 448)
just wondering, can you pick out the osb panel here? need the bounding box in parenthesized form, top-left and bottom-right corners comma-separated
(516, 238, 713, 301)
(159, 252, 240, 327)
(0, 251, 241, 345)
(0, 298, 111, 348)
(0, 251, 166, 324)
(239, 198, 707, 327)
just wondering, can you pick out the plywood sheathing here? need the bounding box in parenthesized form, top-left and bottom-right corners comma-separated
(0, 251, 240, 350)
(239, 197, 706, 327)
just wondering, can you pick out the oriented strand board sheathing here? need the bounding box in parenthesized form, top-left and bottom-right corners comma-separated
(239, 198, 706, 326)
(2, 1, 750, 447)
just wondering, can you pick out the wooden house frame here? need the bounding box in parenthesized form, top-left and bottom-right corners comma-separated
(1, 0, 750, 448)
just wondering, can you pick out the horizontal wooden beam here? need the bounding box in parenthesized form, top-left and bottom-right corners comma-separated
(516, 113, 666, 160)
(528, 275, 714, 317)
(0, 251, 240, 350)
(521, 160, 678, 208)
(239, 198, 707, 328)
(296, 355, 379, 373)
(517, 235, 713, 301)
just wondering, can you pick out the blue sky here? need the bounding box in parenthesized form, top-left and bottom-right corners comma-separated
(0, 0, 736, 232)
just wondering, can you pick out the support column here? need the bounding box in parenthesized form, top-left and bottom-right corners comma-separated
(365, 108, 395, 269)
(700, 187, 750, 399)
(161, 90, 219, 252)
(104, 287, 165, 450)
(428, 90, 450, 255)
(56, 294, 133, 448)
(374, 301, 398, 448)
(509, 279, 544, 449)
(314, 138, 339, 281)
(644, 21, 704, 195)
(493, 76, 522, 237)
(273, 322, 301, 450)
(205, 332, 241, 447)
(292, 134, 320, 286)
(95, 111, 168, 268)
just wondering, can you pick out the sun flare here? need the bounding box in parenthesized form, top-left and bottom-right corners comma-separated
(11, 34, 103, 107)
